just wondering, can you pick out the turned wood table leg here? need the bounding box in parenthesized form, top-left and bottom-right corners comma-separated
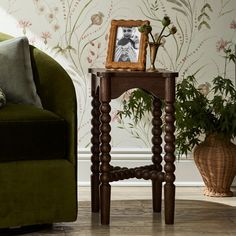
(91, 89, 101, 212)
(89, 68, 178, 226)
(164, 99, 176, 225)
(99, 100, 111, 225)
(151, 97, 163, 212)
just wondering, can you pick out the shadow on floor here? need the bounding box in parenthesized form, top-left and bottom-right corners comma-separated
(0, 224, 52, 236)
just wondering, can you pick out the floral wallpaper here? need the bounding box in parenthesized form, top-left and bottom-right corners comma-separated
(0, 0, 235, 149)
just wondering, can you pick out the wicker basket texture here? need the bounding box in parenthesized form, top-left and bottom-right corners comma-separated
(194, 134, 236, 197)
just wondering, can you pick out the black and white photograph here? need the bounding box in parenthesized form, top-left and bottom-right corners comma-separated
(113, 26, 141, 63)
(105, 19, 149, 70)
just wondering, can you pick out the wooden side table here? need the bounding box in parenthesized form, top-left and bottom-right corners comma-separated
(89, 68, 178, 225)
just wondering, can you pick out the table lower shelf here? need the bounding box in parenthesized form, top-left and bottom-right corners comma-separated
(109, 165, 165, 182)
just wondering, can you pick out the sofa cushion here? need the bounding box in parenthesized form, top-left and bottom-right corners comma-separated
(0, 37, 42, 107)
(0, 104, 67, 161)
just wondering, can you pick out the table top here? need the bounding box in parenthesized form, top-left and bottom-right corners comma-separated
(88, 68, 178, 78)
(89, 68, 177, 100)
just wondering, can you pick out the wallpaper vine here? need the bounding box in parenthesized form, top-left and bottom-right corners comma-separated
(0, 0, 235, 149)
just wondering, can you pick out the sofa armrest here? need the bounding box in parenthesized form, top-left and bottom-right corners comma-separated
(30, 47, 77, 164)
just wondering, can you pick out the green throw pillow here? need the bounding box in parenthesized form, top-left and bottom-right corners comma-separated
(0, 37, 42, 107)
(0, 87, 6, 108)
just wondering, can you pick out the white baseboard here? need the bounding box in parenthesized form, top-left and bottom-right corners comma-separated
(78, 148, 236, 187)
(78, 181, 205, 187)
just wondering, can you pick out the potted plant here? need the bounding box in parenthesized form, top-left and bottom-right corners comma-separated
(118, 42, 236, 197)
(176, 74, 236, 196)
(175, 42, 236, 196)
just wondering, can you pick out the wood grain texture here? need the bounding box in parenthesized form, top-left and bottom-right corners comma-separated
(4, 187, 235, 235)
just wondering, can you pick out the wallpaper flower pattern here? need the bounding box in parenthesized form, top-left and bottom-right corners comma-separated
(0, 0, 235, 149)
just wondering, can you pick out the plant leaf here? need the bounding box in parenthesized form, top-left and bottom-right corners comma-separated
(172, 7, 188, 16)
(166, 0, 183, 7)
(198, 21, 211, 30)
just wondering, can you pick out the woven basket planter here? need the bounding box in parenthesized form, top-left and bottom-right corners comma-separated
(194, 133, 236, 197)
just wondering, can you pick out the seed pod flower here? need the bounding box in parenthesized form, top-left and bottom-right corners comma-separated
(162, 16, 171, 27)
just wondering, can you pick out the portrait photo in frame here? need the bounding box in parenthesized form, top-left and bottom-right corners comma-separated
(105, 19, 149, 71)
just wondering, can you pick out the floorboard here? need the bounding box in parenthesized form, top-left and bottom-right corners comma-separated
(3, 187, 236, 236)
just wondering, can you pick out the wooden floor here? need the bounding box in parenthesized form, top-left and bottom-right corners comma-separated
(5, 187, 236, 235)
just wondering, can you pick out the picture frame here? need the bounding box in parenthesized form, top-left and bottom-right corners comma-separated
(105, 19, 149, 71)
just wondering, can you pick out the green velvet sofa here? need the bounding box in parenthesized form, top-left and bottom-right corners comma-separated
(0, 33, 77, 228)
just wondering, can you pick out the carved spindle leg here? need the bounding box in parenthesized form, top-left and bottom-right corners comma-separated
(164, 101, 176, 224)
(99, 101, 111, 225)
(151, 97, 163, 212)
(91, 89, 101, 212)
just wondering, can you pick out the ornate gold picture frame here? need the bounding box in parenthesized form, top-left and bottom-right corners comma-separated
(105, 19, 149, 71)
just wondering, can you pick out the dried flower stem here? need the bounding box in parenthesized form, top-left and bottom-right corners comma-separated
(161, 33, 171, 38)
(149, 32, 156, 44)
(155, 26, 166, 44)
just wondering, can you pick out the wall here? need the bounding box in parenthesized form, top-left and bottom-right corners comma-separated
(0, 0, 235, 185)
